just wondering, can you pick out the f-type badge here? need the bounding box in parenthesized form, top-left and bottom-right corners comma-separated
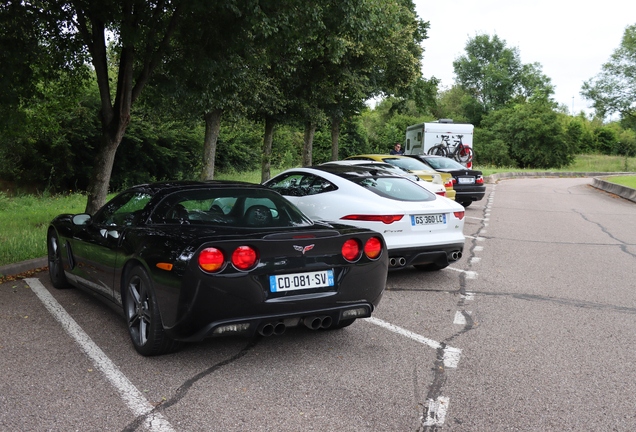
(294, 244, 315, 254)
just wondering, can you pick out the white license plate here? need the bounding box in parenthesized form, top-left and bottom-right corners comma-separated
(458, 177, 475, 184)
(411, 214, 446, 226)
(269, 270, 334, 292)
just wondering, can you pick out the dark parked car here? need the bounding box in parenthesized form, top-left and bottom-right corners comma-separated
(405, 155, 485, 207)
(47, 181, 387, 356)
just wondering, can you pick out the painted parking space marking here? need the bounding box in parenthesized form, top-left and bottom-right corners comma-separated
(421, 396, 450, 426)
(464, 235, 486, 241)
(364, 317, 461, 368)
(446, 266, 477, 279)
(461, 292, 475, 301)
(25, 278, 175, 432)
(467, 216, 489, 221)
(453, 311, 472, 325)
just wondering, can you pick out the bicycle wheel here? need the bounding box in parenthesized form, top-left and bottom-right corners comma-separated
(427, 145, 447, 157)
(455, 146, 473, 163)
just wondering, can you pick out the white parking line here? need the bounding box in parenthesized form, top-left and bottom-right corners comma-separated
(446, 267, 477, 279)
(467, 216, 489, 221)
(453, 311, 472, 325)
(464, 235, 486, 241)
(364, 317, 461, 368)
(26, 278, 175, 432)
(421, 396, 450, 426)
(461, 292, 475, 301)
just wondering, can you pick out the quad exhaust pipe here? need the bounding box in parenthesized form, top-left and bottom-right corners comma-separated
(303, 316, 333, 330)
(389, 257, 407, 267)
(257, 322, 286, 337)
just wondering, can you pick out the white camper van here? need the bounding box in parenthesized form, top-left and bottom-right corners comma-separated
(404, 119, 474, 167)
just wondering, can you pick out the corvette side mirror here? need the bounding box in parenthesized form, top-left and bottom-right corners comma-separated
(72, 213, 93, 226)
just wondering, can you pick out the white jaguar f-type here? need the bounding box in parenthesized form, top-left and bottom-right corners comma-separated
(264, 164, 465, 270)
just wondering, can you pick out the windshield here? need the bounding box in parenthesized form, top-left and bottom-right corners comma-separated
(348, 176, 435, 201)
(424, 157, 465, 170)
(380, 157, 433, 171)
(150, 188, 313, 228)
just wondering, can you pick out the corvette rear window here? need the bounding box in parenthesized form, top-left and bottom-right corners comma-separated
(349, 176, 435, 202)
(150, 188, 313, 228)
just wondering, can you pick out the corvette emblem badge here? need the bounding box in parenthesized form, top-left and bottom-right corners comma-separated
(294, 244, 315, 254)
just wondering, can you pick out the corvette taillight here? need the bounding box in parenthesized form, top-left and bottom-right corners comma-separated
(364, 237, 382, 259)
(342, 239, 361, 262)
(199, 248, 225, 272)
(476, 175, 484, 184)
(444, 179, 453, 188)
(341, 214, 404, 224)
(454, 211, 465, 220)
(232, 246, 258, 270)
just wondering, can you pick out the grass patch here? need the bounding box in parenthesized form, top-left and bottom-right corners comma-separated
(475, 154, 636, 176)
(214, 167, 287, 183)
(0, 192, 87, 267)
(604, 175, 636, 189)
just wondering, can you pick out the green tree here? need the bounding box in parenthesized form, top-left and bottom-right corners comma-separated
(581, 24, 636, 122)
(453, 33, 553, 125)
(8, 1, 195, 213)
(478, 93, 575, 168)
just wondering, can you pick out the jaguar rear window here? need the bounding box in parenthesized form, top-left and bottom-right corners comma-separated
(348, 176, 435, 202)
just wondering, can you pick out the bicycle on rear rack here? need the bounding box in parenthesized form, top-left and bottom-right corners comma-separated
(427, 134, 473, 163)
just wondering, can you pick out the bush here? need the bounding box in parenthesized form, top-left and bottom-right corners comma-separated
(478, 97, 576, 169)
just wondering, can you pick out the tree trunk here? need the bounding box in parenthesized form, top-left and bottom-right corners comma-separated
(200, 108, 223, 180)
(78, 4, 183, 214)
(84, 117, 130, 215)
(302, 122, 316, 167)
(261, 118, 275, 183)
(331, 117, 340, 161)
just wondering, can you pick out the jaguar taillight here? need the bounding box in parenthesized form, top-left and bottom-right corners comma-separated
(341, 214, 404, 224)
(454, 211, 465, 220)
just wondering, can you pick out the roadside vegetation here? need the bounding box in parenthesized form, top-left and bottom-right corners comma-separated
(1, 155, 635, 269)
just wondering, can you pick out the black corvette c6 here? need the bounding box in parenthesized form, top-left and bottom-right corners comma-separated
(47, 182, 387, 356)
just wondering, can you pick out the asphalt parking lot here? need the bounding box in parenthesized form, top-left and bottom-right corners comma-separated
(2, 177, 636, 431)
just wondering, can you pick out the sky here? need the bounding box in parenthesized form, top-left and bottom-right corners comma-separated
(413, 0, 636, 117)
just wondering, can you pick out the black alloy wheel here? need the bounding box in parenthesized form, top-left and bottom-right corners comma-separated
(124, 266, 180, 356)
(47, 230, 69, 289)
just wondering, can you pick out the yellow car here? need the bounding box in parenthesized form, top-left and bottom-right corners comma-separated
(345, 154, 456, 200)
